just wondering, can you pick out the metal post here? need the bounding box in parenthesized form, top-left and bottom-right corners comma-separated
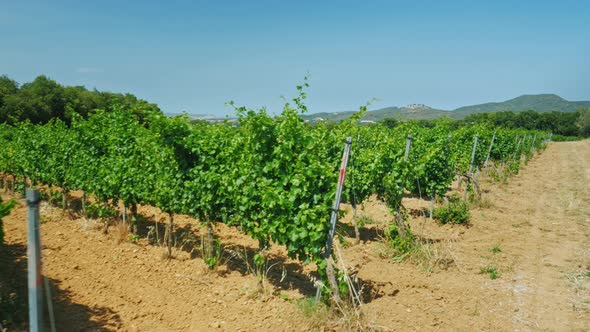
(350, 134, 361, 244)
(468, 135, 479, 176)
(483, 132, 496, 176)
(44, 277, 56, 332)
(27, 189, 43, 332)
(404, 134, 413, 161)
(324, 136, 352, 262)
(513, 137, 523, 161)
(464, 135, 479, 200)
(316, 137, 352, 301)
(82, 191, 87, 218)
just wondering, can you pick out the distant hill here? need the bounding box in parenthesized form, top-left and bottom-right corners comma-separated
(301, 94, 590, 123)
(451, 94, 590, 118)
(301, 105, 451, 123)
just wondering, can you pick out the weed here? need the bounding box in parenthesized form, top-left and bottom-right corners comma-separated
(202, 238, 223, 269)
(410, 239, 456, 272)
(296, 297, 330, 328)
(473, 196, 494, 209)
(337, 232, 351, 249)
(358, 215, 377, 226)
(433, 194, 470, 224)
(296, 296, 378, 331)
(378, 224, 456, 272)
(480, 265, 500, 280)
(86, 201, 117, 220)
(128, 234, 140, 244)
(229, 245, 285, 296)
(0, 197, 16, 246)
(40, 188, 63, 207)
(490, 245, 502, 254)
(386, 223, 414, 255)
(331, 300, 377, 332)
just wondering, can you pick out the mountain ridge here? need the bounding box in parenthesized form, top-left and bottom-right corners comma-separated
(300, 94, 590, 122)
(172, 94, 590, 122)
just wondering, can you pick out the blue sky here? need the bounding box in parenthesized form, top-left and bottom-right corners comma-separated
(1, 0, 588, 116)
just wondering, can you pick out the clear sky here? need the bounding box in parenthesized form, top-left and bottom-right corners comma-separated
(1, 0, 588, 116)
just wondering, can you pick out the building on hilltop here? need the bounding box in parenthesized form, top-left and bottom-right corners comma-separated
(406, 104, 431, 110)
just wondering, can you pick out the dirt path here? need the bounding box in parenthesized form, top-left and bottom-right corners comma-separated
(1, 141, 589, 331)
(453, 139, 590, 331)
(497, 140, 590, 330)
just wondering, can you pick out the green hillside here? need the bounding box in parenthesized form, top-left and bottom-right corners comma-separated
(451, 94, 590, 118)
(302, 94, 590, 123)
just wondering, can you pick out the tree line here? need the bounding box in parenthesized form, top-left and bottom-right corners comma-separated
(381, 109, 589, 138)
(460, 110, 589, 137)
(0, 75, 160, 125)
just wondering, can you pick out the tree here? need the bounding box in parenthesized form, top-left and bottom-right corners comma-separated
(380, 118, 398, 128)
(0, 76, 19, 123)
(576, 109, 590, 137)
(63, 86, 102, 121)
(1, 75, 66, 124)
(514, 110, 539, 129)
(0, 76, 18, 107)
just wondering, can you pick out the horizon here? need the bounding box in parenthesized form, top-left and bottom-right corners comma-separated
(1, 0, 589, 116)
(162, 93, 588, 118)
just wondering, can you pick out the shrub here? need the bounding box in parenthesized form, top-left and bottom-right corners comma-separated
(433, 194, 470, 224)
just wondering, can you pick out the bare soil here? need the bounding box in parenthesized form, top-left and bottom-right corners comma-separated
(1, 140, 589, 331)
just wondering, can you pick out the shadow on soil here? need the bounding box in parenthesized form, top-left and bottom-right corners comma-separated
(408, 207, 429, 219)
(335, 221, 382, 243)
(221, 243, 385, 304)
(35, 194, 386, 305)
(0, 241, 121, 331)
(127, 213, 384, 303)
(131, 216, 327, 298)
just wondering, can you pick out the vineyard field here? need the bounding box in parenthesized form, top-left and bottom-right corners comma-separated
(0, 94, 551, 295)
(1, 140, 588, 331)
(2, 1, 589, 330)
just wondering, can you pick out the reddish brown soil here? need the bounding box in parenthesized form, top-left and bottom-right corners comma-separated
(1, 140, 589, 331)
